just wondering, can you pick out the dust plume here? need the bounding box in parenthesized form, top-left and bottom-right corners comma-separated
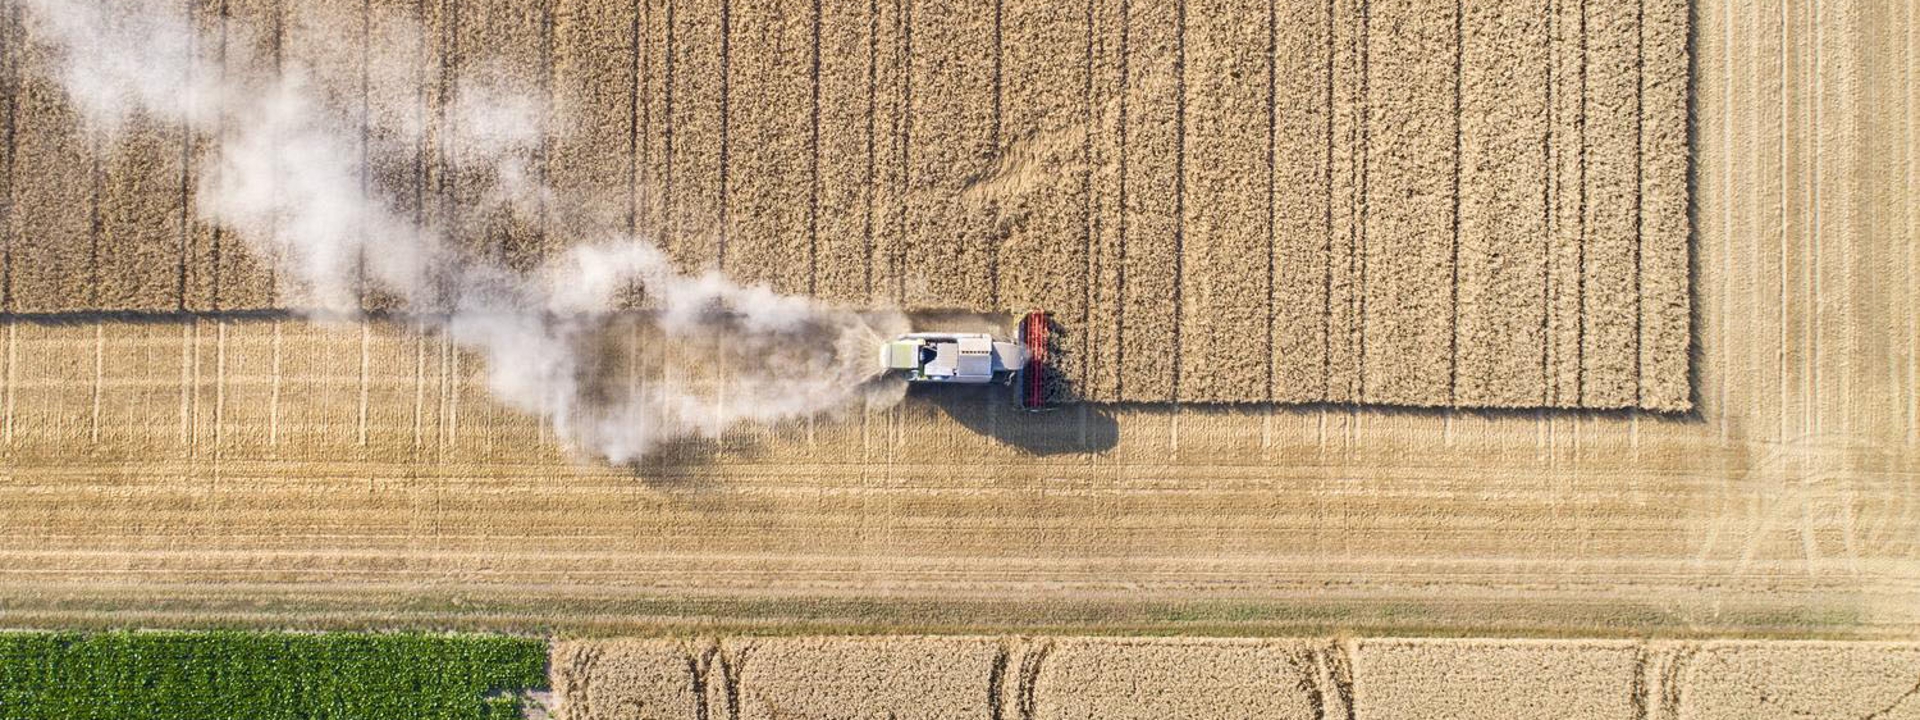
(18, 0, 908, 462)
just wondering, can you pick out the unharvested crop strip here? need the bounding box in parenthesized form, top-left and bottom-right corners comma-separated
(210, 0, 232, 310)
(1575, 0, 1642, 407)
(1015, 640, 1050, 720)
(895, 0, 908, 304)
(1112, 0, 1127, 399)
(988, 0, 1002, 309)
(861, 0, 877, 302)
(662, 0, 674, 255)
(358, 0, 372, 306)
(1636, 0, 1687, 411)
(1080, 0, 1095, 394)
(808, 0, 821, 295)
(717, 0, 730, 271)
(1265, 0, 1278, 401)
(1539, 0, 1554, 404)
(1657, 646, 1691, 718)
(1171, 0, 1185, 402)
(1448, 0, 1462, 404)
(1575, 0, 1587, 404)
(86, 135, 101, 309)
(683, 645, 712, 720)
(717, 646, 743, 720)
(436, 0, 458, 300)
(1, 0, 15, 313)
(1, 0, 1692, 408)
(178, 0, 199, 310)
(1320, 0, 1333, 399)
(628, 0, 642, 237)
(1354, 0, 1369, 402)
(1628, 645, 1649, 720)
(1632, 0, 1644, 406)
(537, 1, 555, 268)
(1287, 645, 1327, 720)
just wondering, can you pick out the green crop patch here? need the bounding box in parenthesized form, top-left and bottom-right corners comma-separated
(0, 631, 547, 720)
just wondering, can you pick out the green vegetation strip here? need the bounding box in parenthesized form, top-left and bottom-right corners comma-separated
(0, 631, 547, 720)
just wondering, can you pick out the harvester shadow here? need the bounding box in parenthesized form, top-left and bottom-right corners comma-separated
(621, 434, 770, 489)
(910, 384, 1119, 455)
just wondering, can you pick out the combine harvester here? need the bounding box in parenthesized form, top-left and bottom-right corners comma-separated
(878, 311, 1054, 411)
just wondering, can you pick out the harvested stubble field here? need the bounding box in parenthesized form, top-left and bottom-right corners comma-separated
(0, 0, 1915, 678)
(551, 637, 1920, 719)
(1, 0, 1689, 410)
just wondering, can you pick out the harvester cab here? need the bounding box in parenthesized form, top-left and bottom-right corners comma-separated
(878, 311, 1055, 411)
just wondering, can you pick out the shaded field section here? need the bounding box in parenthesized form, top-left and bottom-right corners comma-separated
(552, 637, 1920, 720)
(0, 0, 1688, 410)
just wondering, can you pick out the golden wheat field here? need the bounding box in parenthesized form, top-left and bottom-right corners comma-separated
(2, 0, 1690, 409)
(549, 637, 1920, 719)
(1, 0, 1918, 713)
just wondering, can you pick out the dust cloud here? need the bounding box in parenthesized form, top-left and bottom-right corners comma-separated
(19, 0, 908, 462)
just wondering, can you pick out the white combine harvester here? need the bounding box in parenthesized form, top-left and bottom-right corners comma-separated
(878, 311, 1053, 410)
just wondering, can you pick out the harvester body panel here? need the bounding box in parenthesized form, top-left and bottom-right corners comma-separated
(879, 332, 1025, 384)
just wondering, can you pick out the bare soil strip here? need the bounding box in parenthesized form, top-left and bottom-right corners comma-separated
(552, 638, 1920, 720)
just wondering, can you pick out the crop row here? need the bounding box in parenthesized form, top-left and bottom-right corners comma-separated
(0, 631, 548, 720)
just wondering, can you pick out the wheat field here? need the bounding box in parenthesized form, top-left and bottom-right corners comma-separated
(1, 0, 1689, 409)
(0, 0, 1915, 691)
(549, 637, 1920, 719)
